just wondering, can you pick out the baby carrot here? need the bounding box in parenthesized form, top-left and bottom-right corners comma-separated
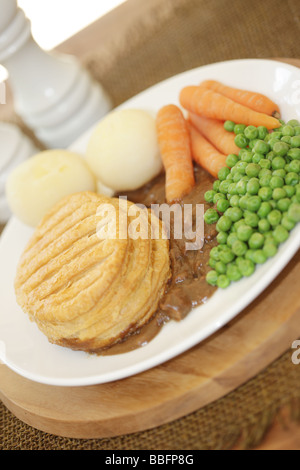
(188, 112, 240, 156)
(156, 104, 195, 203)
(180, 86, 281, 130)
(200, 80, 280, 118)
(188, 123, 227, 178)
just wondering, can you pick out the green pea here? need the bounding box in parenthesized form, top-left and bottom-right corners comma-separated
(258, 201, 272, 218)
(259, 175, 272, 188)
(215, 261, 227, 274)
(287, 160, 300, 174)
(244, 125, 258, 140)
(253, 250, 267, 264)
(235, 161, 248, 172)
(281, 136, 292, 144)
(273, 141, 289, 157)
(235, 134, 249, 149)
(259, 168, 272, 178)
(252, 152, 264, 164)
(217, 231, 228, 245)
(229, 195, 240, 207)
(232, 240, 248, 257)
(213, 180, 221, 192)
(277, 198, 291, 212)
(209, 258, 217, 268)
(234, 218, 246, 231)
(291, 136, 300, 149)
(248, 232, 265, 249)
(240, 150, 253, 163)
(282, 125, 295, 137)
(226, 264, 242, 282)
(205, 190, 216, 203)
(238, 258, 255, 277)
(217, 275, 230, 289)
(245, 250, 256, 263)
(204, 208, 219, 224)
(258, 218, 271, 233)
(287, 119, 300, 127)
(283, 185, 296, 198)
(258, 186, 272, 202)
(253, 140, 270, 155)
(271, 131, 283, 141)
(246, 178, 259, 195)
(226, 206, 243, 222)
(237, 224, 253, 242)
(259, 159, 272, 170)
(249, 138, 259, 150)
(234, 124, 247, 135)
(272, 169, 286, 179)
(213, 192, 226, 204)
(257, 126, 268, 140)
(218, 167, 230, 181)
(281, 215, 296, 231)
(272, 187, 287, 201)
(206, 270, 218, 286)
(217, 198, 230, 213)
(232, 172, 244, 183)
(236, 180, 247, 195)
(246, 195, 262, 212)
(263, 243, 278, 258)
(267, 209, 282, 226)
(218, 246, 235, 264)
(227, 232, 239, 248)
(224, 120, 236, 132)
(285, 172, 299, 186)
(267, 151, 275, 161)
(294, 126, 300, 136)
(268, 138, 279, 150)
(216, 215, 232, 232)
(239, 195, 250, 210)
(219, 180, 231, 194)
(271, 156, 286, 170)
(244, 211, 259, 228)
(288, 148, 300, 160)
(288, 203, 300, 223)
(226, 153, 239, 168)
(210, 246, 221, 261)
(270, 175, 284, 189)
(273, 225, 289, 244)
(246, 163, 261, 178)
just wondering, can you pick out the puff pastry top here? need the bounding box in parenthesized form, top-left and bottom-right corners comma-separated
(15, 192, 171, 352)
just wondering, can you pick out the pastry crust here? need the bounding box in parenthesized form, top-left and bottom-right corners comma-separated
(15, 192, 171, 352)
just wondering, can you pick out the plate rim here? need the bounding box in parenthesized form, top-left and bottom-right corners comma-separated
(1, 57, 300, 386)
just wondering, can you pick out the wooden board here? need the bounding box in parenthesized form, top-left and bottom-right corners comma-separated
(0, 252, 299, 439)
(1, 59, 300, 439)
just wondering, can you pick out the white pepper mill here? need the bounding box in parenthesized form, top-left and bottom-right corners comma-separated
(0, 0, 112, 149)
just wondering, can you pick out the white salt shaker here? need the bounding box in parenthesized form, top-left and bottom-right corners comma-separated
(0, 122, 38, 223)
(0, 0, 112, 149)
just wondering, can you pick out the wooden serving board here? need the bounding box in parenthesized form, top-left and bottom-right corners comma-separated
(1, 59, 300, 440)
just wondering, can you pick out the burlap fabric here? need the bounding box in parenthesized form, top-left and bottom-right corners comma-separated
(1, 0, 300, 450)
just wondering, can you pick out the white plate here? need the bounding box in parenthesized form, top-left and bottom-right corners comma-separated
(1, 59, 300, 387)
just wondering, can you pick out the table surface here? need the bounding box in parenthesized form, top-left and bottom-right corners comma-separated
(1, 0, 300, 450)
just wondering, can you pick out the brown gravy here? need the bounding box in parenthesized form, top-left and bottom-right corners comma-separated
(100, 166, 217, 356)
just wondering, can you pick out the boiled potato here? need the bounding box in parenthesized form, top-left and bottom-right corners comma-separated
(6, 149, 96, 227)
(86, 109, 163, 192)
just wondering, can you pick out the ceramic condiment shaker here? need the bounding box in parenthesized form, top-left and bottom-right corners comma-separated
(0, 0, 112, 149)
(0, 122, 38, 223)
